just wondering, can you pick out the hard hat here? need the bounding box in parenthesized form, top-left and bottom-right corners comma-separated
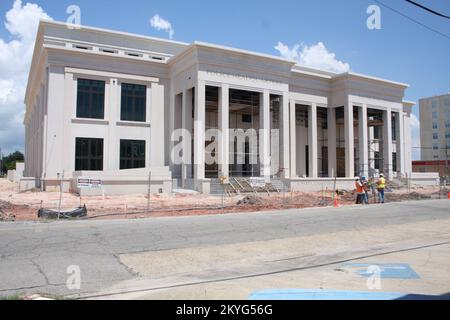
(380, 173, 384, 177)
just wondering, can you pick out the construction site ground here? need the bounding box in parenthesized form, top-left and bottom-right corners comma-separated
(0, 178, 447, 222)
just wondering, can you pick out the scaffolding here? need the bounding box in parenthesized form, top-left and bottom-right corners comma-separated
(317, 107, 328, 177)
(367, 110, 384, 178)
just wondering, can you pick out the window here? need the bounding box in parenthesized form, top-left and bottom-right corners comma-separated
(432, 111, 438, 119)
(433, 123, 438, 129)
(433, 144, 439, 150)
(120, 140, 146, 169)
(121, 83, 147, 122)
(374, 151, 381, 170)
(392, 153, 397, 172)
(242, 114, 252, 123)
(446, 132, 450, 139)
(391, 117, 397, 141)
(433, 133, 439, 140)
(76, 79, 105, 119)
(374, 126, 381, 140)
(75, 138, 103, 171)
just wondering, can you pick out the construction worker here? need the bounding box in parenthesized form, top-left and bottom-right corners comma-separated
(376, 173, 386, 204)
(361, 176, 369, 204)
(355, 177, 365, 205)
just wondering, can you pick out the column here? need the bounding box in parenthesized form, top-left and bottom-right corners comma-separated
(218, 84, 229, 179)
(194, 81, 206, 180)
(109, 78, 120, 170)
(182, 88, 193, 182)
(358, 104, 369, 177)
(403, 112, 413, 174)
(260, 90, 271, 181)
(150, 82, 165, 167)
(344, 101, 355, 178)
(289, 100, 297, 178)
(383, 108, 393, 178)
(308, 103, 318, 178)
(327, 107, 337, 177)
(63, 72, 74, 173)
(396, 111, 405, 175)
(279, 92, 290, 178)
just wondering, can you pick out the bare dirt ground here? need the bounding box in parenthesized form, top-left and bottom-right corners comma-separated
(0, 178, 447, 222)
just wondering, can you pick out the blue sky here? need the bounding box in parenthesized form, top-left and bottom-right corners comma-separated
(0, 0, 449, 158)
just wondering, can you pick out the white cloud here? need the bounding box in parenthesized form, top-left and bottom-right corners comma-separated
(149, 14, 174, 39)
(274, 41, 350, 73)
(410, 113, 421, 160)
(0, 0, 52, 155)
(410, 113, 420, 130)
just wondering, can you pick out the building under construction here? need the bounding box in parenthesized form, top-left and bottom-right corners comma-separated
(22, 20, 415, 195)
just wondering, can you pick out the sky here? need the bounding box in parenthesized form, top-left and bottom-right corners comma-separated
(0, 0, 449, 159)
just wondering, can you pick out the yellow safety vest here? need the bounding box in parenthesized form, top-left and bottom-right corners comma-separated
(378, 177, 386, 189)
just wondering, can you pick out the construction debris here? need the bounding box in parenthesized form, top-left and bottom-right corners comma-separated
(38, 205, 88, 220)
(237, 196, 265, 206)
(0, 200, 21, 222)
(0, 179, 446, 222)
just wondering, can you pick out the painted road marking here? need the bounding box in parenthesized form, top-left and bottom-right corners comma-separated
(249, 289, 448, 300)
(250, 289, 408, 300)
(343, 263, 420, 279)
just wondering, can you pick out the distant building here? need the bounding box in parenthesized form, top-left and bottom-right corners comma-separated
(413, 160, 449, 179)
(419, 93, 450, 161)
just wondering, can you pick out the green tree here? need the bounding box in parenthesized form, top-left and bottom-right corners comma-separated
(1, 151, 24, 174)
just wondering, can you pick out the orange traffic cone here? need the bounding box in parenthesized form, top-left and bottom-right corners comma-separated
(334, 197, 340, 208)
(448, 192, 450, 200)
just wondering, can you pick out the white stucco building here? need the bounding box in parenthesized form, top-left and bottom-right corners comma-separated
(24, 20, 414, 194)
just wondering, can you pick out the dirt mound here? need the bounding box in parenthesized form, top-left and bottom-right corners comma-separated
(237, 196, 266, 206)
(402, 192, 432, 201)
(0, 200, 33, 222)
(0, 200, 17, 221)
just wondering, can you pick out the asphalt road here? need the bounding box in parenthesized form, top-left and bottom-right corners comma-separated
(0, 200, 449, 298)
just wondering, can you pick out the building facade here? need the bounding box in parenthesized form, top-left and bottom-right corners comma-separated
(24, 20, 414, 194)
(419, 93, 450, 161)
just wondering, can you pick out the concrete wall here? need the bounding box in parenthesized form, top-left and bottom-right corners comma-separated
(410, 172, 440, 186)
(288, 178, 355, 192)
(6, 163, 24, 183)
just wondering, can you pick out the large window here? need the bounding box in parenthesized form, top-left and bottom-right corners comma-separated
(120, 140, 146, 169)
(76, 79, 105, 119)
(392, 153, 397, 172)
(121, 83, 147, 122)
(75, 138, 104, 171)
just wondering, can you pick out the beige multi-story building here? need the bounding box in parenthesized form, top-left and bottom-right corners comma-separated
(23, 20, 415, 194)
(419, 93, 450, 161)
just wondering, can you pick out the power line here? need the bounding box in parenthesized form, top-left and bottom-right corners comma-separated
(406, 0, 450, 19)
(373, 0, 450, 41)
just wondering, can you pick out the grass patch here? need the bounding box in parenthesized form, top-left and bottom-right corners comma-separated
(0, 294, 21, 300)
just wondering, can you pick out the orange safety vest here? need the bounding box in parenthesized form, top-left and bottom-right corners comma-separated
(355, 181, 364, 194)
